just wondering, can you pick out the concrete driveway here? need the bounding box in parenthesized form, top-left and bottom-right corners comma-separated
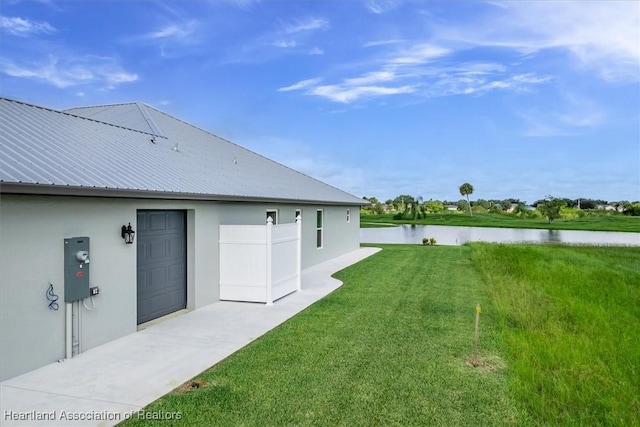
(0, 247, 380, 427)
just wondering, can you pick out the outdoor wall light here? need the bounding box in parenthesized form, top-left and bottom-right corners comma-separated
(121, 223, 135, 244)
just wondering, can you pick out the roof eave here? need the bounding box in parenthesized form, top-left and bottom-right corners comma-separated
(0, 182, 367, 206)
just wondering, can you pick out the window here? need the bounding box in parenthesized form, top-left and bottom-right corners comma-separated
(347, 208, 351, 223)
(266, 209, 278, 224)
(316, 209, 323, 248)
(295, 209, 302, 221)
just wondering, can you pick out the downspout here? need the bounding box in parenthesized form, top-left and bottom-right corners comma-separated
(296, 214, 302, 292)
(266, 217, 273, 305)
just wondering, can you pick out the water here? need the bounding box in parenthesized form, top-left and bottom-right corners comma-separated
(360, 224, 640, 246)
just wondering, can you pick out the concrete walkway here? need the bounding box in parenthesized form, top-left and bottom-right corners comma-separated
(1, 247, 380, 427)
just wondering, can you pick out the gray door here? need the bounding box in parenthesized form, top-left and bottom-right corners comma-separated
(137, 210, 186, 324)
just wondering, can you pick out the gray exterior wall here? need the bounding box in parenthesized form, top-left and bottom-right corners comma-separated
(0, 194, 360, 380)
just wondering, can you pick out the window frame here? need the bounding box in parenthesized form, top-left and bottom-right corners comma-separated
(316, 209, 323, 249)
(266, 209, 278, 225)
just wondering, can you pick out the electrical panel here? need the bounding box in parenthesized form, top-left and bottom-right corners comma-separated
(64, 237, 90, 302)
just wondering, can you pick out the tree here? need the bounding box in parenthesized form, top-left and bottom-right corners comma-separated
(476, 198, 489, 209)
(457, 199, 469, 212)
(459, 183, 474, 217)
(424, 199, 445, 214)
(513, 203, 528, 218)
(392, 195, 414, 213)
(362, 197, 384, 214)
(538, 196, 566, 224)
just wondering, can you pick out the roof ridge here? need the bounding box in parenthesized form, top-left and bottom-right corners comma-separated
(134, 102, 167, 139)
(0, 97, 160, 138)
(64, 101, 142, 111)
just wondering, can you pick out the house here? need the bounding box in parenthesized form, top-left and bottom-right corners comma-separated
(596, 204, 617, 212)
(0, 97, 365, 381)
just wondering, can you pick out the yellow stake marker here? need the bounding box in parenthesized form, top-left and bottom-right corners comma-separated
(473, 303, 481, 366)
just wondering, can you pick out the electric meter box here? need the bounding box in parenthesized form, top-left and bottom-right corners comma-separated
(64, 236, 90, 302)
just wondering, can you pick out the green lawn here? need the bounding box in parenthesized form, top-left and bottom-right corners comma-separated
(471, 244, 640, 425)
(361, 212, 640, 232)
(120, 244, 639, 426)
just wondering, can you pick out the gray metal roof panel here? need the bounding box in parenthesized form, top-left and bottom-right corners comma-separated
(65, 103, 167, 138)
(0, 98, 365, 205)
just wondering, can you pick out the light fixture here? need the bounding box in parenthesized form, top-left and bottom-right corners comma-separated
(121, 223, 135, 244)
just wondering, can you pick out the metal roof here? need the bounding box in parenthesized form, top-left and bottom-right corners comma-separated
(0, 98, 365, 205)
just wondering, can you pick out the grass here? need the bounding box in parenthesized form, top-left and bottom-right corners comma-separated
(120, 245, 521, 426)
(119, 244, 639, 426)
(470, 244, 640, 426)
(361, 212, 640, 233)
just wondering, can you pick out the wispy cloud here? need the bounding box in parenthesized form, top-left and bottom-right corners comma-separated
(280, 40, 549, 104)
(436, 1, 640, 82)
(310, 84, 415, 103)
(223, 0, 261, 9)
(388, 44, 450, 65)
(519, 94, 606, 137)
(364, 39, 404, 48)
(229, 16, 329, 62)
(344, 71, 396, 86)
(1, 55, 138, 89)
(278, 78, 322, 92)
(282, 17, 329, 34)
(425, 71, 552, 97)
(137, 19, 200, 43)
(0, 15, 56, 37)
(272, 39, 296, 48)
(145, 20, 198, 40)
(365, 0, 401, 15)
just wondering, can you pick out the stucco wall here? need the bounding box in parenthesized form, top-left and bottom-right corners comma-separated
(0, 195, 360, 381)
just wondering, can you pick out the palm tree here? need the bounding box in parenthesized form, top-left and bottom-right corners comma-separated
(459, 183, 474, 217)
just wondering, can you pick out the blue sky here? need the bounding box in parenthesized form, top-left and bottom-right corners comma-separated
(1, 0, 639, 204)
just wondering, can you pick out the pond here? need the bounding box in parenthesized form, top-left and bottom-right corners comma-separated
(360, 224, 640, 246)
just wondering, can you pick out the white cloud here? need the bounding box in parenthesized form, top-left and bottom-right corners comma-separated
(344, 71, 396, 86)
(437, 1, 640, 82)
(272, 39, 296, 48)
(282, 17, 329, 34)
(388, 44, 450, 65)
(1, 55, 138, 89)
(363, 39, 404, 48)
(279, 40, 550, 104)
(278, 78, 322, 92)
(0, 16, 55, 36)
(148, 21, 198, 40)
(310, 84, 415, 103)
(365, 0, 401, 15)
(425, 72, 551, 97)
(519, 94, 606, 137)
(235, 16, 328, 59)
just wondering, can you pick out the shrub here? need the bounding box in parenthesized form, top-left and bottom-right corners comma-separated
(422, 237, 437, 246)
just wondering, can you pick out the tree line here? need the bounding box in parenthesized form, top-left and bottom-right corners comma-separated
(362, 183, 640, 221)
